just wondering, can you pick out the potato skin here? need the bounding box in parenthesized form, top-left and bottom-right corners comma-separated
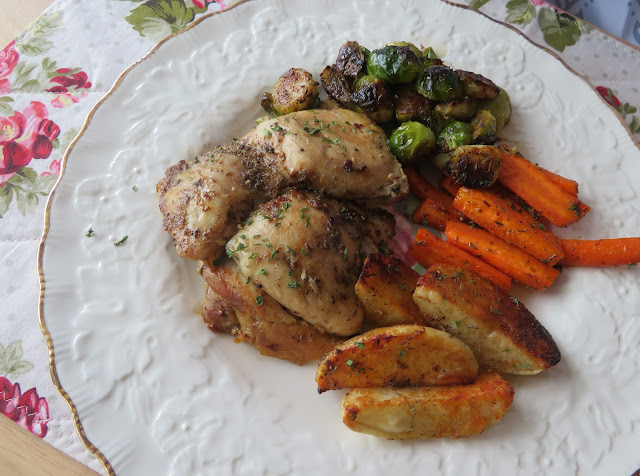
(342, 372, 514, 439)
(355, 253, 424, 327)
(316, 325, 478, 393)
(413, 264, 560, 374)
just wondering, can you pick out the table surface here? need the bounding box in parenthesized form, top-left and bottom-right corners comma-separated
(0, 0, 639, 475)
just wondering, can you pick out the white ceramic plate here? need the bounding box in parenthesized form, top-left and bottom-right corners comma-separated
(40, 0, 640, 474)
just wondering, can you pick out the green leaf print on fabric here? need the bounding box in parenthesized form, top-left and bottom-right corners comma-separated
(0, 170, 58, 217)
(0, 341, 35, 377)
(469, 0, 491, 9)
(0, 97, 13, 116)
(505, 0, 536, 27)
(15, 11, 63, 57)
(125, 0, 207, 43)
(537, 8, 582, 52)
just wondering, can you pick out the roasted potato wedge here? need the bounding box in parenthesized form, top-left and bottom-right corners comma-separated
(413, 264, 560, 374)
(342, 372, 513, 439)
(316, 325, 478, 393)
(355, 254, 424, 327)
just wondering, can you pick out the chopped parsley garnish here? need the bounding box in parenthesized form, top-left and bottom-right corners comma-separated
(255, 296, 263, 306)
(354, 342, 365, 349)
(113, 235, 128, 246)
(287, 280, 302, 288)
(258, 268, 268, 276)
(194, 156, 200, 163)
(85, 227, 94, 237)
(345, 359, 355, 369)
(489, 306, 502, 315)
(511, 296, 519, 306)
(568, 203, 580, 216)
(264, 129, 272, 137)
(454, 320, 462, 327)
(398, 349, 407, 358)
(131, 185, 137, 192)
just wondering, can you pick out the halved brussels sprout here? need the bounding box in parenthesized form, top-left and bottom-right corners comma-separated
(261, 68, 319, 116)
(366, 45, 422, 84)
(457, 70, 500, 99)
(388, 41, 423, 60)
(446, 145, 502, 188)
(416, 65, 463, 102)
(336, 41, 370, 79)
(320, 64, 354, 105)
(436, 119, 472, 152)
(351, 75, 395, 123)
(471, 110, 497, 144)
(477, 88, 512, 130)
(394, 85, 433, 123)
(388, 122, 436, 163)
(435, 99, 477, 120)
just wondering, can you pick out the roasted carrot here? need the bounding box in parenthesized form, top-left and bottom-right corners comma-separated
(497, 148, 590, 227)
(439, 173, 461, 197)
(558, 238, 640, 267)
(445, 221, 559, 290)
(413, 228, 512, 291)
(538, 166, 579, 197)
(413, 199, 461, 231)
(405, 168, 455, 205)
(452, 187, 564, 265)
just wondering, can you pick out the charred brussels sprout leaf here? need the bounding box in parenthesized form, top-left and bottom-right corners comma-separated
(477, 88, 512, 130)
(320, 65, 355, 106)
(351, 75, 394, 123)
(471, 110, 497, 144)
(388, 121, 435, 163)
(447, 145, 502, 188)
(457, 70, 500, 99)
(435, 99, 477, 120)
(366, 45, 423, 84)
(394, 85, 433, 123)
(261, 68, 319, 116)
(417, 65, 463, 102)
(436, 120, 473, 152)
(421, 46, 443, 68)
(336, 41, 369, 79)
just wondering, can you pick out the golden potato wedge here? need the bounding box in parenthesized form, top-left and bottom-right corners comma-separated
(342, 372, 514, 439)
(413, 264, 560, 375)
(315, 325, 478, 393)
(355, 253, 425, 327)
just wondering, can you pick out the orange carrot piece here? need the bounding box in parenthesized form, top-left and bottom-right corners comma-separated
(452, 187, 564, 265)
(413, 228, 512, 291)
(497, 148, 590, 227)
(557, 238, 640, 267)
(413, 199, 461, 231)
(439, 173, 461, 197)
(445, 221, 559, 290)
(405, 168, 455, 205)
(538, 167, 579, 196)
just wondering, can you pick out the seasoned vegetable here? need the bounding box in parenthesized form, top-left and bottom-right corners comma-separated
(366, 44, 422, 84)
(417, 65, 463, 102)
(558, 238, 640, 267)
(471, 109, 497, 144)
(445, 145, 502, 188)
(457, 70, 500, 99)
(394, 85, 433, 123)
(261, 68, 319, 116)
(421, 46, 443, 68)
(477, 88, 512, 130)
(436, 119, 472, 152)
(335, 41, 369, 79)
(351, 75, 395, 123)
(435, 98, 477, 120)
(320, 64, 353, 105)
(388, 121, 435, 162)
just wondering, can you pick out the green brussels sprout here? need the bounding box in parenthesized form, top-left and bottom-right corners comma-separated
(477, 88, 512, 130)
(366, 45, 422, 84)
(394, 85, 433, 123)
(335, 41, 370, 79)
(457, 70, 500, 99)
(436, 119, 473, 152)
(388, 41, 423, 60)
(422, 46, 438, 60)
(351, 75, 395, 123)
(261, 68, 319, 116)
(416, 65, 463, 102)
(388, 121, 435, 163)
(435, 99, 477, 120)
(446, 145, 502, 188)
(471, 110, 497, 144)
(320, 65, 354, 105)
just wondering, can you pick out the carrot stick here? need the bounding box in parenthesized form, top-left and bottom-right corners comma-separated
(439, 173, 461, 197)
(497, 148, 590, 226)
(413, 228, 512, 291)
(452, 187, 564, 265)
(538, 167, 579, 196)
(445, 221, 559, 290)
(413, 199, 461, 231)
(557, 238, 640, 267)
(405, 167, 455, 205)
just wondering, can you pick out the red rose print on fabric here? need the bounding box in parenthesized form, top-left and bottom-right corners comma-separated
(0, 41, 19, 94)
(596, 86, 621, 108)
(46, 69, 92, 108)
(0, 377, 49, 438)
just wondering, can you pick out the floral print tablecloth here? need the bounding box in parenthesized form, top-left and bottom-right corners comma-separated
(0, 0, 639, 473)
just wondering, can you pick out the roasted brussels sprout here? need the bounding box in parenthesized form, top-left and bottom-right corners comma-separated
(366, 45, 422, 84)
(421, 46, 443, 68)
(351, 75, 395, 123)
(394, 85, 433, 123)
(446, 145, 502, 188)
(457, 70, 500, 99)
(320, 64, 354, 105)
(336, 41, 369, 80)
(436, 120, 472, 152)
(471, 110, 497, 144)
(388, 41, 423, 60)
(477, 88, 512, 130)
(261, 68, 319, 116)
(416, 65, 463, 102)
(435, 99, 477, 120)
(388, 121, 435, 163)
